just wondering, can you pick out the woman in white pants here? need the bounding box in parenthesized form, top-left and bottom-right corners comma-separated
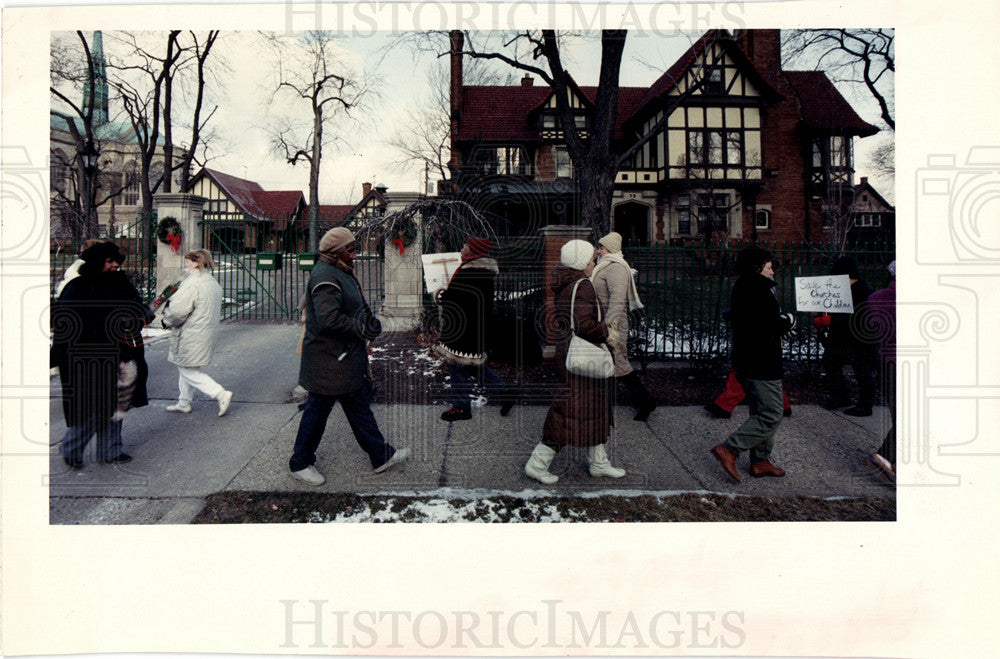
(163, 249, 234, 416)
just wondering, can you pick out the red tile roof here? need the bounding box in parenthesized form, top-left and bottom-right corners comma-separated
(458, 86, 551, 142)
(303, 204, 356, 225)
(202, 168, 265, 215)
(455, 30, 784, 145)
(252, 190, 305, 218)
(783, 71, 879, 136)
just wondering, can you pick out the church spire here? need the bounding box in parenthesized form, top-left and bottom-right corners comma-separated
(82, 30, 109, 127)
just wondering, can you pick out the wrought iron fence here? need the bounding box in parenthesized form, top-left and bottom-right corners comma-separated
(626, 240, 895, 362)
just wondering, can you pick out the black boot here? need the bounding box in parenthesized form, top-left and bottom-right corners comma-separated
(622, 372, 656, 422)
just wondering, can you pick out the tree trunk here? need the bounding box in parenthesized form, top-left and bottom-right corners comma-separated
(309, 109, 323, 251)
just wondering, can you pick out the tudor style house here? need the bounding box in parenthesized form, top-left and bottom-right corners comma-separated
(847, 176, 895, 244)
(446, 29, 888, 245)
(185, 168, 387, 252)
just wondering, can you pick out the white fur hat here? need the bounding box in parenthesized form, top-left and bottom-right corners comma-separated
(561, 239, 595, 271)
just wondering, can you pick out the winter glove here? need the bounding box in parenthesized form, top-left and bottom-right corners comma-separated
(781, 312, 797, 334)
(606, 322, 623, 347)
(362, 315, 382, 341)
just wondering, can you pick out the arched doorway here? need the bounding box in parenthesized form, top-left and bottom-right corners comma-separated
(613, 202, 651, 246)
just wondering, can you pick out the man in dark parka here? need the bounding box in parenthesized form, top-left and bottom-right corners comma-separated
(288, 228, 409, 485)
(711, 246, 795, 482)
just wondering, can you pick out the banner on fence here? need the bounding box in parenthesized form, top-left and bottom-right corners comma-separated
(421, 252, 461, 294)
(794, 274, 854, 313)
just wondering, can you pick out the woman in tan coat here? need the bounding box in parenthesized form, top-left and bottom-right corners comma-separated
(524, 240, 625, 485)
(591, 231, 656, 421)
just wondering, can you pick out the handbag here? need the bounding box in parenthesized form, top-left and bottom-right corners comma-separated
(565, 279, 614, 379)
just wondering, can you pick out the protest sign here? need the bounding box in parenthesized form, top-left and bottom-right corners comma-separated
(794, 274, 854, 313)
(421, 252, 462, 294)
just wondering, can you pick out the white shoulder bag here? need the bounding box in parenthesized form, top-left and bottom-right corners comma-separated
(565, 279, 614, 379)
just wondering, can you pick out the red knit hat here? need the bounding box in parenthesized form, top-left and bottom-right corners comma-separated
(465, 237, 495, 258)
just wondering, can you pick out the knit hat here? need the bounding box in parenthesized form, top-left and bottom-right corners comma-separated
(598, 231, 622, 254)
(80, 241, 126, 266)
(464, 237, 495, 259)
(319, 227, 355, 253)
(560, 239, 595, 271)
(831, 256, 860, 279)
(735, 245, 772, 277)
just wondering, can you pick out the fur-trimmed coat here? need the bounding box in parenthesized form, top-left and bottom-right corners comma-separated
(542, 266, 612, 447)
(435, 256, 499, 363)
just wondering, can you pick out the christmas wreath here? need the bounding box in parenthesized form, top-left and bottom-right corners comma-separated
(156, 216, 183, 252)
(390, 216, 419, 255)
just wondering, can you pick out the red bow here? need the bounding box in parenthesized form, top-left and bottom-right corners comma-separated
(168, 234, 181, 252)
(392, 237, 406, 255)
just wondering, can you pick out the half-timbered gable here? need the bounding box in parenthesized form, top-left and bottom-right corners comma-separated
(446, 29, 882, 244)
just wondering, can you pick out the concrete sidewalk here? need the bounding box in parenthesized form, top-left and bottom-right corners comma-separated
(48, 323, 894, 524)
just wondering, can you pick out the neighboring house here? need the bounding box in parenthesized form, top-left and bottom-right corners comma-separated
(847, 176, 895, 244)
(446, 29, 881, 245)
(186, 169, 387, 253)
(186, 167, 306, 253)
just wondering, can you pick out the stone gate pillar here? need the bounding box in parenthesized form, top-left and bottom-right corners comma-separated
(540, 224, 593, 359)
(153, 193, 207, 294)
(378, 191, 426, 332)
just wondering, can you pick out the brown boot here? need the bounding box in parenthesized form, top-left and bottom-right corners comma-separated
(711, 444, 741, 483)
(749, 460, 786, 478)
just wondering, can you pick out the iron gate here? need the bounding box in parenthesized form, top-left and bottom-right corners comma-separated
(202, 218, 384, 322)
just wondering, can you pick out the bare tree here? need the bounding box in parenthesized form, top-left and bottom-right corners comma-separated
(261, 31, 375, 251)
(784, 29, 894, 130)
(400, 29, 722, 236)
(383, 51, 514, 193)
(50, 31, 130, 241)
(105, 30, 182, 215)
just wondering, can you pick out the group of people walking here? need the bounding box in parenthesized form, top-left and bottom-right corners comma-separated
(52, 242, 233, 469)
(53, 228, 895, 488)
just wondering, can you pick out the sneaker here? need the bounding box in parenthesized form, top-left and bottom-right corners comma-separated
(440, 407, 472, 422)
(373, 447, 411, 474)
(217, 391, 234, 417)
(166, 401, 192, 413)
(868, 453, 895, 484)
(103, 453, 133, 464)
(290, 465, 326, 486)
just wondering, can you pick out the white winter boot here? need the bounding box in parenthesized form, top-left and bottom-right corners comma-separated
(524, 443, 559, 485)
(588, 444, 626, 478)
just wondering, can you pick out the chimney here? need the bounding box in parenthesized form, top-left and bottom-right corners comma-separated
(734, 29, 782, 82)
(521, 74, 533, 86)
(362, 182, 372, 197)
(860, 176, 868, 186)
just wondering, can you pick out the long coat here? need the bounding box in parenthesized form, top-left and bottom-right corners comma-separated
(542, 265, 612, 447)
(436, 256, 499, 361)
(591, 258, 633, 377)
(729, 272, 793, 381)
(163, 269, 223, 368)
(298, 259, 380, 397)
(52, 270, 151, 426)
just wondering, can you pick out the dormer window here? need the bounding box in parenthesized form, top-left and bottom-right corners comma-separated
(704, 66, 724, 94)
(540, 111, 588, 137)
